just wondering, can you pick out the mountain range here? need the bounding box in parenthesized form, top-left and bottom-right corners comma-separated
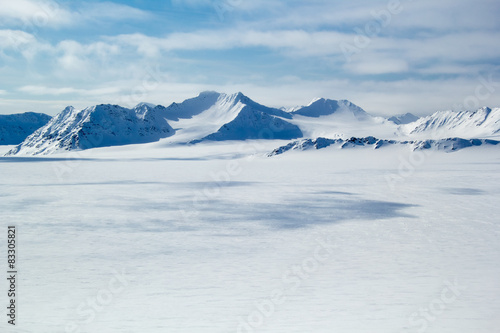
(2, 91, 500, 156)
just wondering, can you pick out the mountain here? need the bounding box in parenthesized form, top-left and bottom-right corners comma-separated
(0, 112, 51, 145)
(291, 98, 369, 119)
(162, 91, 302, 143)
(197, 106, 302, 142)
(3, 91, 500, 156)
(6, 104, 174, 156)
(287, 98, 398, 139)
(268, 136, 500, 156)
(388, 113, 419, 125)
(165, 91, 292, 121)
(404, 107, 500, 139)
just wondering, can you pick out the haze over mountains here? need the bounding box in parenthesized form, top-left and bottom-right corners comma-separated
(2, 91, 500, 156)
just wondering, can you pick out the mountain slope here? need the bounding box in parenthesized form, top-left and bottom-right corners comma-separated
(404, 107, 500, 139)
(6, 104, 174, 155)
(163, 91, 301, 143)
(0, 112, 51, 145)
(198, 105, 302, 142)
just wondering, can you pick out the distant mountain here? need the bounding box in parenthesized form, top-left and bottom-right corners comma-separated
(6, 104, 174, 156)
(388, 113, 419, 125)
(268, 136, 500, 156)
(287, 98, 397, 139)
(404, 107, 500, 139)
(292, 98, 369, 120)
(0, 112, 51, 145)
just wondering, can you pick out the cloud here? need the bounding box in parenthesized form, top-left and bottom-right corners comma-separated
(0, 0, 153, 29)
(108, 30, 352, 58)
(345, 58, 409, 75)
(108, 28, 500, 75)
(2, 0, 500, 117)
(214, 0, 500, 33)
(0, 0, 72, 28)
(75, 1, 153, 22)
(0, 29, 37, 50)
(18, 85, 121, 96)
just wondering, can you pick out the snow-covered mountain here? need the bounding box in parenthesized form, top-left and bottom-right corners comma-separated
(6, 104, 174, 156)
(269, 136, 500, 156)
(291, 98, 369, 119)
(0, 112, 51, 145)
(288, 98, 398, 139)
(3, 91, 500, 156)
(404, 107, 500, 139)
(388, 113, 419, 125)
(161, 91, 302, 143)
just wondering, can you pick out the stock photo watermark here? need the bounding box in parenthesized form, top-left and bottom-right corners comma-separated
(51, 64, 164, 181)
(7, 0, 61, 54)
(235, 236, 338, 333)
(406, 279, 466, 333)
(213, 0, 243, 21)
(340, 0, 405, 62)
(385, 73, 500, 191)
(178, 123, 287, 222)
(65, 268, 131, 333)
(452, 74, 500, 111)
(385, 148, 431, 191)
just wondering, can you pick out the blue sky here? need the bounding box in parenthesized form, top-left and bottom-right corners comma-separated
(1, 0, 500, 116)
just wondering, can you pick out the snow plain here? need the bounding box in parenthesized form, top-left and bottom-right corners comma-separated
(0, 141, 499, 333)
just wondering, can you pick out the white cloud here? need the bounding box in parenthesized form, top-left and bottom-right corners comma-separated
(18, 85, 121, 96)
(3, 0, 500, 117)
(345, 58, 409, 75)
(108, 28, 500, 75)
(0, 0, 153, 29)
(0, 29, 37, 49)
(0, 0, 72, 28)
(108, 30, 352, 58)
(75, 1, 153, 22)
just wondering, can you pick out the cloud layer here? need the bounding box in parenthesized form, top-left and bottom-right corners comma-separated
(1, 0, 500, 116)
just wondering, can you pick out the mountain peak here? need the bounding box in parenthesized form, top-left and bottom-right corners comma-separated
(135, 102, 157, 109)
(292, 98, 368, 119)
(388, 113, 419, 125)
(307, 97, 325, 106)
(198, 91, 222, 98)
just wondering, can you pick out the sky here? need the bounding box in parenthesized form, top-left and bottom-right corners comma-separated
(1, 0, 500, 116)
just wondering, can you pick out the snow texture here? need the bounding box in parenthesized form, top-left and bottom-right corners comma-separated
(0, 142, 499, 333)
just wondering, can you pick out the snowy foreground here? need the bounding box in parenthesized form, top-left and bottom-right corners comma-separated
(1, 141, 499, 333)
